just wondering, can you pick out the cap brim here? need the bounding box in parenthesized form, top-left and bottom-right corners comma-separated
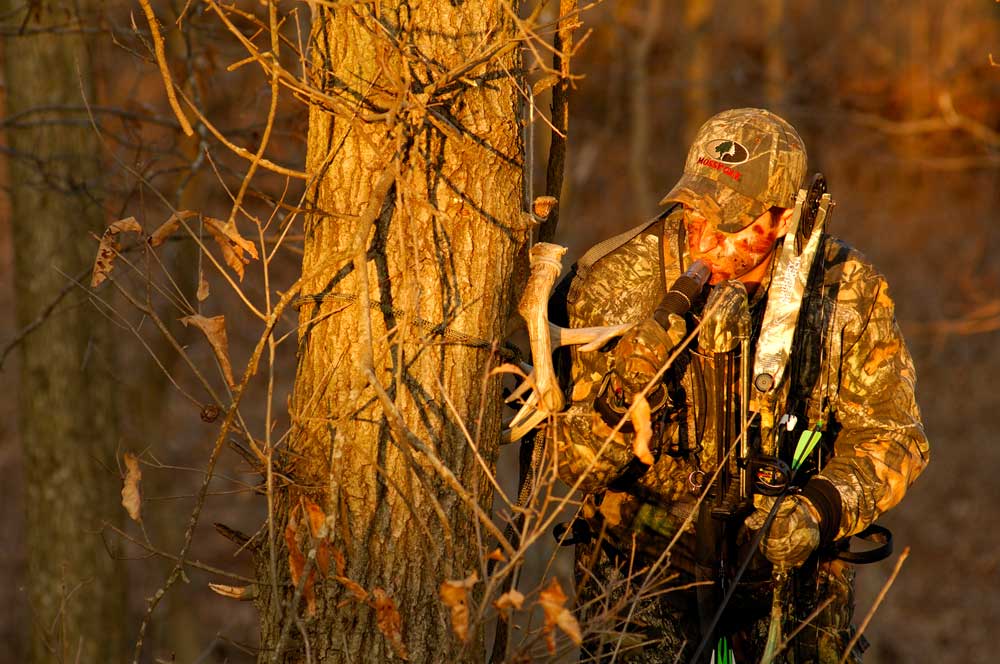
(658, 174, 767, 232)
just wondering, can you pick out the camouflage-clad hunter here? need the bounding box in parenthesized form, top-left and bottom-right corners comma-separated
(550, 109, 929, 662)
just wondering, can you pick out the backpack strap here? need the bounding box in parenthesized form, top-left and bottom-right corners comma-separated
(575, 205, 679, 280)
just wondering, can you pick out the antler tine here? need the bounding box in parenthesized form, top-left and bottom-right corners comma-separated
(503, 243, 635, 443)
(517, 243, 568, 413)
(551, 322, 632, 352)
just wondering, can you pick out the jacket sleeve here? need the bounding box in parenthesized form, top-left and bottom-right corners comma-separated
(815, 259, 930, 539)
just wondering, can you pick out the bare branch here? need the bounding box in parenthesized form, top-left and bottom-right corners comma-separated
(136, 0, 194, 136)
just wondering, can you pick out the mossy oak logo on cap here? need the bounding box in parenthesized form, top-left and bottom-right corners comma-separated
(696, 139, 749, 182)
(706, 139, 749, 164)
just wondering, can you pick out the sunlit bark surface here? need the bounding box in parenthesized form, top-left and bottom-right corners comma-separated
(257, 2, 524, 661)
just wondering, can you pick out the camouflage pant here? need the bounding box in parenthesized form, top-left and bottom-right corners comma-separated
(574, 537, 866, 663)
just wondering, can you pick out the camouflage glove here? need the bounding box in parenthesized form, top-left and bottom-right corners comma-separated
(613, 317, 678, 394)
(745, 494, 821, 569)
(595, 314, 687, 425)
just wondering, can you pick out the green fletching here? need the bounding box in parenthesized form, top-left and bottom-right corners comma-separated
(792, 423, 824, 471)
(713, 637, 736, 664)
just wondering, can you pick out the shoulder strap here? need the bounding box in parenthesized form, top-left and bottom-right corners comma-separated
(575, 205, 678, 279)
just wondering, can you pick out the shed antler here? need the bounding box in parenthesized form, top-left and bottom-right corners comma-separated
(504, 242, 632, 443)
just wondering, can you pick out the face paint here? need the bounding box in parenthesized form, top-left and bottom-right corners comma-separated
(683, 207, 784, 286)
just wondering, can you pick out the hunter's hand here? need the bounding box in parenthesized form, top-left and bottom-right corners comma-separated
(594, 314, 686, 429)
(613, 314, 686, 392)
(746, 495, 821, 568)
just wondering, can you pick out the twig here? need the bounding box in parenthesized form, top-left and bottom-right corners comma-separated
(136, 0, 194, 136)
(836, 546, 910, 664)
(226, 0, 283, 228)
(104, 524, 256, 583)
(131, 279, 304, 664)
(770, 596, 835, 660)
(365, 368, 516, 558)
(538, 0, 578, 243)
(270, 549, 316, 663)
(0, 266, 87, 370)
(178, 93, 308, 180)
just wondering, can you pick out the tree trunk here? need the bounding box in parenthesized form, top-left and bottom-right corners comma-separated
(2, 2, 126, 662)
(683, 0, 714, 141)
(626, 0, 663, 217)
(257, 2, 525, 662)
(763, 0, 786, 109)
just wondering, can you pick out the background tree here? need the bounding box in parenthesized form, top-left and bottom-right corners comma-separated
(1, 0, 127, 661)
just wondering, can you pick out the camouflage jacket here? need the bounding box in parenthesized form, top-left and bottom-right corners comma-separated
(551, 207, 930, 564)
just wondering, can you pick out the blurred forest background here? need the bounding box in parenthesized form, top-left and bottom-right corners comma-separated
(1, 0, 998, 662)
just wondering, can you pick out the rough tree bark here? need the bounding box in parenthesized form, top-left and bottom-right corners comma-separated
(763, 0, 786, 109)
(1, 1, 126, 661)
(683, 0, 714, 141)
(625, 0, 663, 217)
(256, 2, 525, 662)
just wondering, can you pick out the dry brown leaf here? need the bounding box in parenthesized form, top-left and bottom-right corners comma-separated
(493, 589, 525, 614)
(332, 545, 346, 577)
(208, 583, 255, 601)
(487, 548, 505, 562)
(203, 217, 258, 281)
(372, 588, 409, 660)
(532, 74, 560, 96)
(335, 575, 369, 602)
(302, 496, 331, 576)
(440, 572, 478, 643)
(149, 210, 198, 247)
(197, 270, 210, 302)
(91, 217, 142, 287)
(303, 497, 326, 537)
(180, 314, 236, 388)
(539, 577, 582, 652)
(630, 393, 655, 465)
(284, 516, 317, 615)
(284, 518, 304, 584)
(121, 452, 142, 522)
(555, 602, 583, 646)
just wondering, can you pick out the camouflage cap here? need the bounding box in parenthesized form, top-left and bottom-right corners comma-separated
(659, 108, 807, 232)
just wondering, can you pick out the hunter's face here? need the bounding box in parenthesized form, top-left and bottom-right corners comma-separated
(683, 205, 789, 287)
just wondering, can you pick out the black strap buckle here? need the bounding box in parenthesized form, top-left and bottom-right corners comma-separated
(836, 524, 893, 564)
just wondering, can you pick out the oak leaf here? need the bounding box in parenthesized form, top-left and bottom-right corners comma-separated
(197, 270, 210, 302)
(539, 577, 582, 653)
(630, 393, 655, 465)
(91, 217, 142, 287)
(331, 545, 346, 577)
(372, 588, 409, 660)
(335, 575, 369, 602)
(493, 589, 525, 615)
(203, 217, 258, 281)
(302, 496, 331, 576)
(208, 583, 255, 601)
(180, 314, 236, 388)
(284, 515, 317, 615)
(532, 74, 560, 96)
(121, 452, 142, 522)
(440, 571, 478, 643)
(149, 210, 198, 247)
